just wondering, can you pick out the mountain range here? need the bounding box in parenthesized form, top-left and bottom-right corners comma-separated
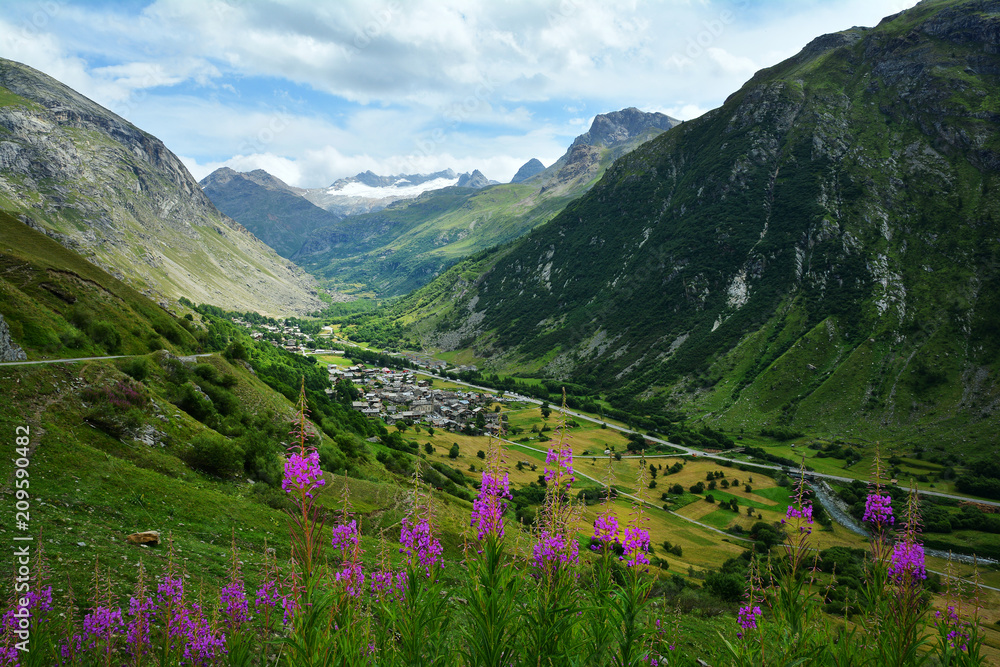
(288, 108, 679, 296)
(0, 58, 321, 316)
(382, 0, 1000, 450)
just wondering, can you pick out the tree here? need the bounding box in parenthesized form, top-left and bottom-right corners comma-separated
(540, 402, 551, 419)
(670, 484, 684, 495)
(427, 427, 435, 436)
(649, 463, 658, 479)
(395, 421, 408, 433)
(424, 442, 434, 455)
(477, 450, 486, 459)
(449, 443, 460, 459)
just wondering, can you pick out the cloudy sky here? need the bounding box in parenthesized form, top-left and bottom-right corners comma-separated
(0, 0, 918, 187)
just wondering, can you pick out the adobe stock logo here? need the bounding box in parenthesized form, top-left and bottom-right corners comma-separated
(673, 1, 749, 65)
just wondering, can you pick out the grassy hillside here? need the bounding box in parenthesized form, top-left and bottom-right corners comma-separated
(0, 211, 200, 359)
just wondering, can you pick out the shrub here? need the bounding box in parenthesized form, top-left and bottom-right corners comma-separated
(90, 321, 122, 353)
(81, 379, 150, 438)
(187, 432, 244, 477)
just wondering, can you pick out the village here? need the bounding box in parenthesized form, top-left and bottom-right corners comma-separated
(327, 363, 505, 434)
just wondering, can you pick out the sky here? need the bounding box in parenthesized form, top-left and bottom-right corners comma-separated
(0, 0, 920, 188)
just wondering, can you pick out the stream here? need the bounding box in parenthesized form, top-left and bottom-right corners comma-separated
(808, 481, 998, 566)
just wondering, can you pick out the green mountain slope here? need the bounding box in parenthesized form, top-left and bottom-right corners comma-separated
(0, 58, 321, 316)
(390, 0, 1000, 450)
(292, 108, 679, 296)
(199, 168, 343, 259)
(0, 211, 201, 359)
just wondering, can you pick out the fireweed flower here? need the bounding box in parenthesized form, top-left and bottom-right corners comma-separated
(544, 444, 575, 489)
(470, 471, 512, 540)
(370, 569, 407, 604)
(888, 540, 927, 583)
(863, 493, 895, 526)
(219, 580, 250, 628)
(179, 614, 227, 665)
(331, 520, 360, 553)
(331, 520, 365, 596)
(736, 605, 763, 639)
(783, 502, 814, 534)
(75, 605, 125, 652)
(282, 448, 325, 498)
(621, 526, 651, 567)
(399, 516, 443, 575)
(157, 575, 184, 606)
(591, 512, 620, 552)
(532, 530, 580, 571)
(125, 595, 157, 647)
(935, 606, 971, 652)
(254, 580, 281, 611)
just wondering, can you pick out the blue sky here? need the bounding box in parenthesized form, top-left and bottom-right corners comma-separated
(0, 0, 918, 187)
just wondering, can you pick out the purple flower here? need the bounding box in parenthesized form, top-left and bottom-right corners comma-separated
(331, 520, 361, 553)
(219, 580, 250, 628)
(254, 580, 281, 611)
(370, 569, 407, 604)
(532, 530, 580, 572)
(399, 516, 443, 576)
(125, 595, 157, 651)
(784, 503, 813, 523)
(470, 472, 512, 540)
(888, 540, 926, 583)
(544, 444, 575, 489)
(591, 512, 619, 552)
(863, 493, 894, 526)
(75, 605, 125, 652)
(335, 562, 366, 597)
(0, 645, 18, 667)
(179, 614, 227, 665)
(737, 605, 763, 633)
(621, 526, 650, 567)
(157, 575, 184, 606)
(282, 448, 325, 498)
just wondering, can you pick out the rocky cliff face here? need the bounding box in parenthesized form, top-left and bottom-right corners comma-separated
(401, 0, 1000, 449)
(0, 58, 321, 316)
(0, 313, 27, 362)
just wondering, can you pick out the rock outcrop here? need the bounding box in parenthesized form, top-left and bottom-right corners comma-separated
(0, 313, 27, 362)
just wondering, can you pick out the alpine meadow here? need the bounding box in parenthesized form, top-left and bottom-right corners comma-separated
(3, 1, 1000, 666)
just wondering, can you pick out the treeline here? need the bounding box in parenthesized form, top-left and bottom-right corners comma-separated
(954, 457, 1000, 500)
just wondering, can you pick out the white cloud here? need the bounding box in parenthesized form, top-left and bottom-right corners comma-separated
(0, 0, 924, 185)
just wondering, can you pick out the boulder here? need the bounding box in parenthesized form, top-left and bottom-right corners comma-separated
(126, 530, 160, 546)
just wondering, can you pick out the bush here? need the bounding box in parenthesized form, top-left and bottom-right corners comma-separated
(187, 433, 244, 477)
(119, 357, 151, 381)
(90, 321, 122, 353)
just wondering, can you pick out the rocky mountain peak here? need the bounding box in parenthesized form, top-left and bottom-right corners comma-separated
(510, 158, 545, 183)
(571, 107, 679, 149)
(456, 169, 492, 188)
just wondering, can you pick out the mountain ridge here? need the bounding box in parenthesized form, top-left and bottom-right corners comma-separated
(290, 107, 681, 296)
(0, 57, 321, 316)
